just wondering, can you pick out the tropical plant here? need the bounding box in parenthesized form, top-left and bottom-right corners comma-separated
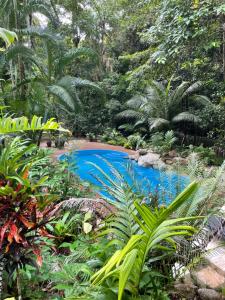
(29, 153, 95, 200)
(118, 80, 211, 132)
(0, 27, 17, 50)
(49, 211, 83, 247)
(124, 133, 146, 150)
(0, 139, 61, 298)
(7, 27, 103, 108)
(150, 130, 177, 154)
(91, 182, 201, 299)
(0, 114, 67, 135)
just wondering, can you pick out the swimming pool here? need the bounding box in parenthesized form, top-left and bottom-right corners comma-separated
(59, 149, 189, 203)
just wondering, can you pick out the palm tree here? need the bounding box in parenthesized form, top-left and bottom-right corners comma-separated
(0, 0, 58, 98)
(118, 80, 211, 131)
(0, 28, 67, 136)
(2, 27, 103, 111)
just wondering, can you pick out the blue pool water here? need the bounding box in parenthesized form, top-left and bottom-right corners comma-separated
(59, 149, 189, 203)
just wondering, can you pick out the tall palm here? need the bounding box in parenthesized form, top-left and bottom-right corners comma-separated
(3, 27, 103, 112)
(0, 28, 67, 136)
(0, 0, 58, 98)
(118, 80, 211, 131)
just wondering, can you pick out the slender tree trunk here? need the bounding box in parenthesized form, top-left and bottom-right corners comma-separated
(223, 23, 225, 81)
(16, 268, 22, 300)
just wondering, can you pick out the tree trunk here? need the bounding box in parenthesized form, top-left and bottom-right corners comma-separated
(16, 268, 22, 300)
(223, 23, 225, 81)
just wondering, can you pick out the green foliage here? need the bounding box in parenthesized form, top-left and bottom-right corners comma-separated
(100, 128, 127, 146)
(0, 28, 17, 50)
(124, 133, 146, 150)
(29, 151, 95, 200)
(190, 145, 218, 166)
(92, 182, 200, 300)
(0, 138, 60, 286)
(118, 80, 210, 133)
(0, 115, 68, 135)
(49, 211, 83, 246)
(150, 130, 177, 155)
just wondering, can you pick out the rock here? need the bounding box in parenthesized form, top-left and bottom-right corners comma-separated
(198, 288, 222, 300)
(173, 157, 188, 165)
(138, 152, 161, 168)
(192, 266, 225, 289)
(157, 160, 166, 170)
(165, 159, 173, 165)
(174, 283, 198, 299)
(138, 149, 148, 156)
(183, 272, 194, 286)
(129, 154, 139, 161)
(168, 150, 177, 158)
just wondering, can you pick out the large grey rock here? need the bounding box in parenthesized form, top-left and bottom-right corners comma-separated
(138, 152, 163, 168)
(198, 288, 222, 300)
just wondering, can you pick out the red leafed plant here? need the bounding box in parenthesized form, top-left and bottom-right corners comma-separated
(0, 171, 60, 275)
(0, 138, 60, 277)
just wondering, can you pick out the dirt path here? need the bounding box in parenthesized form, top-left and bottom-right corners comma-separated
(40, 138, 135, 159)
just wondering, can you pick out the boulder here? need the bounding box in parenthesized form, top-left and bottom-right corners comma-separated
(165, 159, 173, 165)
(168, 150, 177, 158)
(173, 157, 188, 165)
(173, 283, 198, 299)
(192, 266, 225, 289)
(138, 152, 163, 168)
(138, 149, 148, 156)
(129, 154, 139, 161)
(198, 288, 222, 300)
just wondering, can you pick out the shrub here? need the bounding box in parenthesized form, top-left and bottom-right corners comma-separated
(150, 130, 177, 155)
(124, 133, 146, 150)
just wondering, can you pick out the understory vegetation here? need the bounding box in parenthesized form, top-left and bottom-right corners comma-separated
(0, 0, 225, 299)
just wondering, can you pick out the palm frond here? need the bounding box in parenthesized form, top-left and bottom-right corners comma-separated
(117, 109, 143, 120)
(182, 81, 203, 98)
(171, 81, 190, 104)
(21, 0, 58, 26)
(5, 43, 34, 61)
(189, 95, 212, 106)
(18, 27, 61, 45)
(68, 76, 104, 95)
(126, 95, 145, 110)
(177, 161, 225, 218)
(48, 84, 75, 110)
(149, 118, 170, 130)
(88, 161, 146, 247)
(172, 112, 201, 123)
(56, 48, 97, 76)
